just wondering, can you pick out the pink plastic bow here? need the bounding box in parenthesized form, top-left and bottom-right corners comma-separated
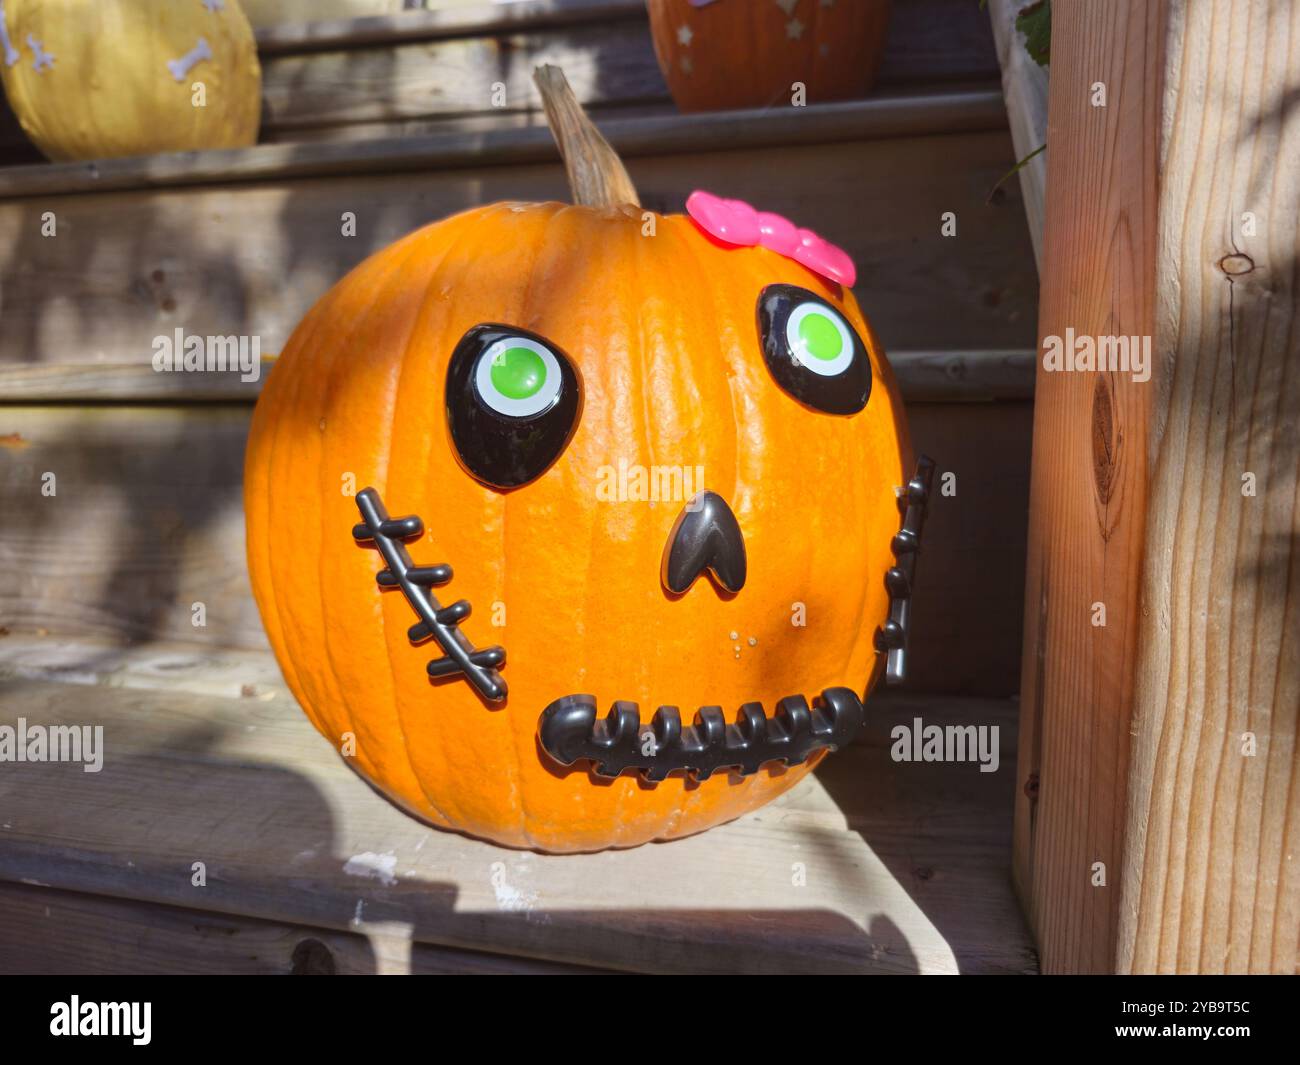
(686, 190, 857, 288)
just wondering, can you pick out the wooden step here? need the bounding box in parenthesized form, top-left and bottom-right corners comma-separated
(0, 94, 1037, 374)
(0, 637, 1036, 974)
(0, 0, 1002, 159)
(0, 881, 606, 974)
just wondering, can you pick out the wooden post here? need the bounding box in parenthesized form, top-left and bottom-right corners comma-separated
(1013, 0, 1299, 974)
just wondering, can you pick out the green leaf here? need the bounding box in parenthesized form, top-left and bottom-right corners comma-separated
(1015, 0, 1052, 67)
(985, 143, 1046, 205)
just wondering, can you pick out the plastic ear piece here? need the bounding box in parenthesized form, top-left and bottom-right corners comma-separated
(352, 487, 507, 703)
(538, 687, 865, 782)
(874, 455, 936, 685)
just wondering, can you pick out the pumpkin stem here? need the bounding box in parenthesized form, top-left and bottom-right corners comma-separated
(533, 64, 640, 210)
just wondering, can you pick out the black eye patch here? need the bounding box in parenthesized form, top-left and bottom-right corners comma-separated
(756, 284, 872, 415)
(445, 324, 582, 489)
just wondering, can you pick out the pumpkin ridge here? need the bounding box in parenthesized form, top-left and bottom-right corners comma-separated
(513, 202, 639, 846)
(421, 203, 570, 841)
(256, 298, 340, 746)
(637, 213, 697, 841)
(472, 204, 583, 846)
(330, 227, 462, 827)
(274, 236, 425, 782)
(655, 218, 717, 842)
(496, 201, 569, 849)
(378, 210, 506, 831)
(651, 215, 749, 838)
(611, 210, 660, 844)
(294, 234, 434, 796)
(664, 216, 850, 828)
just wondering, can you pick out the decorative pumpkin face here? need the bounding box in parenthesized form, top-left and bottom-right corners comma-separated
(0, 0, 260, 162)
(646, 0, 892, 113)
(244, 69, 926, 853)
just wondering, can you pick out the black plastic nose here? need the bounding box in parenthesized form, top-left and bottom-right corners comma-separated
(661, 491, 747, 594)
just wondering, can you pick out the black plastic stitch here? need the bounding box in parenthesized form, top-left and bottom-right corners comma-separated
(352, 487, 507, 703)
(538, 687, 865, 782)
(874, 455, 936, 685)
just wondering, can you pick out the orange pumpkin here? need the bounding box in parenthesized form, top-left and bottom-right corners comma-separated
(646, 0, 892, 113)
(245, 67, 917, 852)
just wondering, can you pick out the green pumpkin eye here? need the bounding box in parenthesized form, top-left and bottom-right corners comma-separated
(786, 301, 854, 376)
(756, 284, 872, 415)
(475, 336, 562, 417)
(447, 324, 582, 489)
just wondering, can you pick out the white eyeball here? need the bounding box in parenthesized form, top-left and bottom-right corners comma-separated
(473, 336, 563, 418)
(784, 301, 855, 377)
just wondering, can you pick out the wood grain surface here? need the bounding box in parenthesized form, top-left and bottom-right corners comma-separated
(0, 117, 1037, 368)
(0, 660, 1034, 974)
(1011, 0, 1161, 973)
(1117, 0, 1300, 975)
(0, 880, 603, 974)
(1015, 0, 1299, 974)
(0, 0, 1000, 160)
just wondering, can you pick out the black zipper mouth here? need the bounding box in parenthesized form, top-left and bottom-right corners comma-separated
(537, 454, 935, 783)
(538, 688, 865, 782)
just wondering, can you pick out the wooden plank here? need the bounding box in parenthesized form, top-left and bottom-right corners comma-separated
(878, 0, 1001, 86)
(253, 1, 649, 54)
(1014, 0, 1300, 975)
(906, 402, 1033, 698)
(0, 350, 1035, 404)
(255, 102, 664, 145)
(888, 349, 1035, 402)
(251, 0, 998, 82)
(989, 0, 1049, 270)
(0, 635, 292, 703)
(0, 881, 604, 974)
(0, 407, 265, 649)
(1116, 0, 1299, 975)
(259, 20, 664, 132)
(0, 0, 999, 162)
(1011, 0, 1159, 977)
(242, 0, 413, 31)
(0, 125, 1038, 374)
(0, 92, 1011, 199)
(0, 401, 1033, 697)
(249, 0, 998, 136)
(0, 674, 1033, 973)
(0, 362, 268, 403)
